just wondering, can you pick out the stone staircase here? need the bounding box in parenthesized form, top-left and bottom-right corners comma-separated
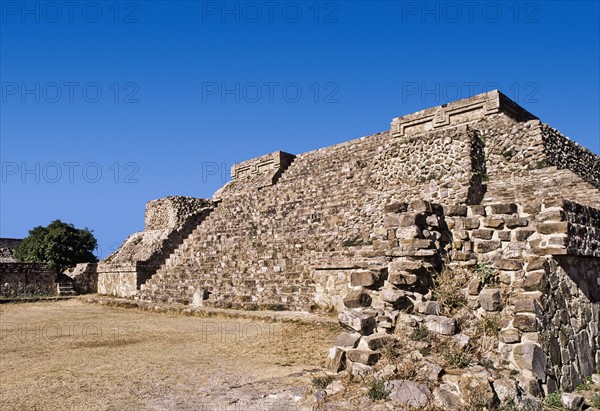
(56, 280, 76, 296)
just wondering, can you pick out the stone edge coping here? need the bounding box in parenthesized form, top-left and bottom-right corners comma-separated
(0, 296, 76, 304)
(78, 295, 339, 326)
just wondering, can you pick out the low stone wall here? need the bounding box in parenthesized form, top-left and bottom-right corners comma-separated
(97, 262, 139, 297)
(0, 263, 56, 297)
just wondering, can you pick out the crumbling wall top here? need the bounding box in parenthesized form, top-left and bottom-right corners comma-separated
(390, 90, 537, 137)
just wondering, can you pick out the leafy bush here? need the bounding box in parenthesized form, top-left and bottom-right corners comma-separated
(475, 263, 497, 286)
(366, 379, 389, 401)
(543, 392, 562, 408)
(15, 220, 98, 273)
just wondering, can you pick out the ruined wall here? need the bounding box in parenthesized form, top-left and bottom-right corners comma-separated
(0, 263, 56, 297)
(97, 197, 214, 297)
(0, 238, 21, 263)
(144, 196, 212, 230)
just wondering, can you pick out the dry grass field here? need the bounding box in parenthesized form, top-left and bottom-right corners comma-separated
(0, 300, 339, 410)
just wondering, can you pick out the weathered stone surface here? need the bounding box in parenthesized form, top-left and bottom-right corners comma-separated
(512, 292, 542, 313)
(489, 203, 518, 214)
(478, 288, 503, 311)
(561, 393, 584, 410)
(350, 270, 379, 287)
(424, 315, 457, 335)
(513, 313, 538, 332)
(475, 241, 502, 253)
(493, 378, 518, 402)
(385, 380, 431, 407)
(333, 331, 361, 349)
(343, 289, 372, 308)
(513, 343, 546, 379)
(325, 347, 346, 372)
(537, 222, 568, 235)
(346, 349, 381, 365)
(496, 259, 524, 271)
(499, 328, 521, 344)
(416, 361, 442, 382)
(360, 333, 394, 350)
(433, 387, 463, 410)
(380, 288, 405, 304)
(339, 310, 376, 334)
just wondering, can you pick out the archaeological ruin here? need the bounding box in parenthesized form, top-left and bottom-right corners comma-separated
(69, 90, 598, 408)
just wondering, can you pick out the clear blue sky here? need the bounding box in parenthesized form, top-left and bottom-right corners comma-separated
(1, 1, 599, 259)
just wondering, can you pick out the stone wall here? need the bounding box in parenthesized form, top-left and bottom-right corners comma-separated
(0, 263, 56, 297)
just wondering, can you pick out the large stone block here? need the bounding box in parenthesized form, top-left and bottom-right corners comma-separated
(513, 343, 546, 379)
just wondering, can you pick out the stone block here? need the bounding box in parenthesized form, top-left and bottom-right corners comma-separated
(512, 292, 542, 313)
(472, 229, 494, 240)
(350, 270, 379, 287)
(380, 288, 406, 304)
(523, 270, 547, 291)
(388, 271, 418, 286)
(561, 393, 584, 410)
(475, 240, 502, 253)
(484, 218, 505, 228)
(325, 347, 346, 372)
(515, 229, 536, 241)
(513, 313, 537, 332)
(505, 217, 529, 228)
(478, 288, 503, 311)
(513, 343, 546, 379)
(536, 222, 568, 235)
(343, 289, 372, 308)
(489, 203, 518, 214)
(499, 328, 521, 344)
(385, 380, 431, 407)
(409, 200, 433, 214)
(464, 218, 481, 229)
(444, 205, 468, 217)
(361, 332, 394, 350)
(333, 331, 361, 349)
(496, 259, 523, 271)
(346, 349, 381, 365)
(497, 231, 511, 241)
(493, 378, 518, 402)
(424, 315, 457, 335)
(339, 310, 377, 334)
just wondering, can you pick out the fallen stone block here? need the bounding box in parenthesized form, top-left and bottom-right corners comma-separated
(385, 380, 432, 407)
(346, 349, 381, 365)
(325, 347, 346, 373)
(343, 289, 372, 308)
(333, 331, 361, 349)
(424, 315, 457, 335)
(338, 310, 377, 334)
(561, 393, 584, 410)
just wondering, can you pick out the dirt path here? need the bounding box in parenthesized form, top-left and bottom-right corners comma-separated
(0, 300, 339, 410)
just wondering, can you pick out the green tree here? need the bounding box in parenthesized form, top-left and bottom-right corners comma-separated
(14, 220, 98, 273)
